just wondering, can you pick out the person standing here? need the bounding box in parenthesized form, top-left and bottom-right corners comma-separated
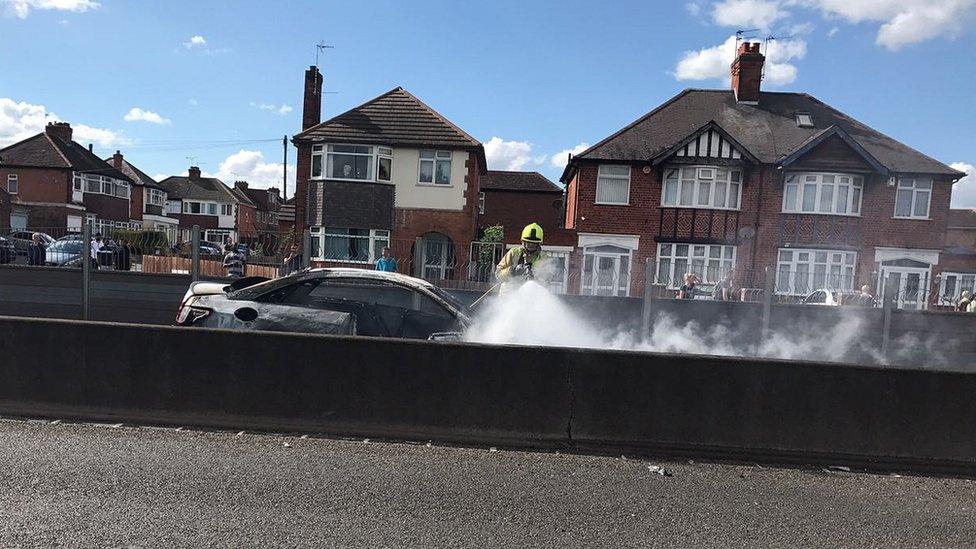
(281, 243, 303, 276)
(957, 290, 972, 312)
(90, 233, 104, 270)
(713, 271, 733, 301)
(375, 246, 397, 273)
(27, 233, 46, 266)
(495, 223, 549, 294)
(223, 244, 244, 278)
(677, 273, 698, 299)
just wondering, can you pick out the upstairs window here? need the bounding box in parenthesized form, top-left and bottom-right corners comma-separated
(894, 177, 931, 219)
(220, 204, 233, 216)
(596, 165, 630, 205)
(419, 150, 452, 185)
(478, 191, 485, 214)
(147, 188, 165, 207)
(114, 181, 130, 199)
(783, 173, 862, 216)
(377, 147, 393, 182)
(663, 166, 741, 209)
(312, 144, 394, 183)
(73, 173, 83, 191)
(6, 174, 18, 194)
(166, 201, 181, 214)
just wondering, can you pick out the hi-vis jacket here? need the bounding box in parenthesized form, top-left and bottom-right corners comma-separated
(495, 246, 549, 292)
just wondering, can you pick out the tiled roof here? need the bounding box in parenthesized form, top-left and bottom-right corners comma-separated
(572, 89, 963, 178)
(0, 133, 132, 181)
(294, 87, 481, 149)
(948, 209, 976, 228)
(105, 156, 163, 189)
(230, 186, 257, 207)
(157, 176, 237, 203)
(483, 170, 562, 193)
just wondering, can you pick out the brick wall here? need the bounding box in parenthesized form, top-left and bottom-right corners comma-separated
(176, 213, 219, 230)
(0, 167, 70, 204)
(130, 186, 145, 222)
(479, 189, 574, 246)
(294, 142, 311, 234)
(0, 189, 9, 228)
(82, 192, 129, 222)
(237, 202, 257, 237)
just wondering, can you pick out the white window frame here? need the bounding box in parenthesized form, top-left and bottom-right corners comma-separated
(377, 146, 393, 182)
(662, 165, 741, 210)
(147, 188, 165, 207)
(6, 174, 18, 194)
(310, 143, 394, 183)
(419, 150, 453, 186)
(939, 272, 976, 306)
(80, 173, 129, 199)
(775, 248, 857, 296)
(183, 200, 220, 216)
(166, 200, 182, 214)
(595, 165, 631, 205)
(220, 203, 233, 216)
(204, 229, 232, 244)
(73, 172, 83, 191)
(782, 172, 863, 216)
(310, 227, 390, 264)
(894, 177, 932, 219)
(655, 243, 735, 289)
(581, 244, 633, 297)
(114, 181, 130, 199)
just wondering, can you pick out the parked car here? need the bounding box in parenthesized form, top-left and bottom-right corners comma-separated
(802, 289, 863, 306)
(6, 230, 54, 255)
(0, 237, 16, 264)
(45, 239, 84, 266)
(174, 241, 223, 258)
(176, 268, 471, 341)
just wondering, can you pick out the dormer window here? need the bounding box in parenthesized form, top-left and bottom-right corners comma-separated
(796, 113, 814, 128)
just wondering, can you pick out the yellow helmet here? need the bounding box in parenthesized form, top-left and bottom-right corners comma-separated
(521, 223, 544, 243)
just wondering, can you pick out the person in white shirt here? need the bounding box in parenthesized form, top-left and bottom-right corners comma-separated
(91, 234, 104, 269)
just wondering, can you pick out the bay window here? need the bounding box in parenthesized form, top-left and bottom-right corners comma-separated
(595, 165, 630, 205)
(147, 188, 165, 207)
(939, 272, 975, 306)
(656, 243, 735, 288)
(419, 150, 452, 185)
(311, 227, 389, 263)
(115, 181, 130, 199)
(783, 173, 862, 215)
(775, 248, 856, 295)
(311, 144, 394, 183)
(662, 166, 741, 209)
(894, 177, 931, 219)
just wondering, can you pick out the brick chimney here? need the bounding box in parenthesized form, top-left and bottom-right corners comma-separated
(112, 150, 123, 169)
(45, 122, 73, 142)
(302, 65, 323, 130)
(234, 180, 249, 191)
(188, 166, 201, 181)
(731, 42, 764, 103)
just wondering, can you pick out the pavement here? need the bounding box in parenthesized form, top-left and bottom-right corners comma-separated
(0, 419, 973, 549)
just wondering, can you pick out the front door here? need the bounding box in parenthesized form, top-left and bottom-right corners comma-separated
(581, 244, 632, 296)
(878, 260, 931, 310)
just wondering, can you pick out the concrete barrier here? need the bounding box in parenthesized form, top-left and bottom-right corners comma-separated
(2, 316, 976, 473)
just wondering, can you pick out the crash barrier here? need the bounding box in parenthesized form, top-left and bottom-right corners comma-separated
(1, 316, 975, 474)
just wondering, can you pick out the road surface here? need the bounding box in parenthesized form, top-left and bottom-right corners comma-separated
(0, 418, 973, 548)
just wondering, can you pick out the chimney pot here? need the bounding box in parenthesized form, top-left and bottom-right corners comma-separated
(44, 121, 73, 142)
(88, 143, 93, 153)
(188, 166, 201, 180)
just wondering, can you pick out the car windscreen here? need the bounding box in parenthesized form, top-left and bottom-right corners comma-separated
(48, 241, 81, 254)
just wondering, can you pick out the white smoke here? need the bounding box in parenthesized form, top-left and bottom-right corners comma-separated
(464, 281, 941, 367)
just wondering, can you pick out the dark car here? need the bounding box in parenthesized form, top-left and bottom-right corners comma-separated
(175, 241, 223, 258)
(7, 231, 54, 255)
(0, 237, 15, 264)
(176, 268, 471, 341)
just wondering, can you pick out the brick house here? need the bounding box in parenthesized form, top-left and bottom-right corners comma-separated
(478, 170, 575, 291)
(0, 122, 136, 234)
(292, 66, 486, 278)
(278, 196, 295, 239)
(939, 209, 976, 305)
(229, 182, 258, 239)
(561, 42, 965, 308)
(105, 151, 178, 232)
(158, 167, 242, 245)
(232, 180, 281, 236)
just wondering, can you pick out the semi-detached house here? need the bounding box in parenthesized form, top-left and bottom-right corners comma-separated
(158, 167, 240, 245)
(561, 42, 966, 309)
(293, 66, 485, 279)
(105, 151, 179, 233)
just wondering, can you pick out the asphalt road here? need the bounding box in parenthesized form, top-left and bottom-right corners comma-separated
(0, 419, 973, 549)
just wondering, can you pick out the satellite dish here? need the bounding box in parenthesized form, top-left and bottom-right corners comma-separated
(738, 226, 756, 239)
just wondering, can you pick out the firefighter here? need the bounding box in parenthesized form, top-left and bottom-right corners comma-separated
(495, 223, 548, 293)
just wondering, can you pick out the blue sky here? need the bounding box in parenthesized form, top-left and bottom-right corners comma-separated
(1, 0, 974, 205)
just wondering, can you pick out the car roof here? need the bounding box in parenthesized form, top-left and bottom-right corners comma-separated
(305, 268, 436, 291)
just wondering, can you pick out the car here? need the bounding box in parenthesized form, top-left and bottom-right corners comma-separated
(45, 239, 84, 266)
(174, 241, 223, 257)
(176, 268, 472, 341)
(802, 289, 866, 306)
(6, 231, 54, 255)
(0, 237, 15, 264)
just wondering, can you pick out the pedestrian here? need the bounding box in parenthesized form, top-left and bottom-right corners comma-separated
(968, 297, 976, 313)
(713, 270, 733, 301)
(858, 285, 877, 307)
(958, 290, 972, 312)
(281, 243, 302, 276)
(375, 246, 397, 272)
(90, 233, 104, 270)
(27, 232, 46, 266)
(223, 244, 244, 278)
(677, 272, 699, 299)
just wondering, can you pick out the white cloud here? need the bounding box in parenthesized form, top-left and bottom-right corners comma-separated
(789, 21, 815, 34)
(484, 137, 546, 171)
(2, 0, 98, 19)
(712, 0, 787, 28)
(827, 25, 839, 37)
(250, 102, 293, 116)
(550, 142, 591, 169)
(686, 1, 702, 16)
(123, 107, 171, 125)
(204, 149, 294, 191)
(951, 162, 976, 208)
(188, 98, 199, 107)
(674, 34, 806, 85)
(183, 35, 206, 49)
(0, 97, 127, 148)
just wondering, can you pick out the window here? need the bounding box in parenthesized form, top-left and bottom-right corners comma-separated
(73, 172, 82, 191)
(656, 243, 735, 288)
(166, 200, 181, 214)
(182, 201, 218, 215)
(6, 174, 18, 194)
(894, 177, 931, 219)
(581, 244, 632, 296)
(204, 229, 232, 243)
(85, 174, 101, 193)
(596, 165, 630, 205)
(775, 248, 856, 295)
(206, 203, 218, 215)
(311, 145, 324, 178)
(220, 204, 233, 216)
(115, 181, 130, 199)
(312, 143, 394, 183)
(377, 147, 393, 182)
(147, 188, 165, 207)
(796, 113, 814, 127)
(311, 227, 389, 263)
(478, 191, 485, 214)
(783, 173, 863, 215)
(940, 272, 976, 305)
(663, 166, 741, 209)
(419, 150, 452, 185)
(101, 177, 114, 196)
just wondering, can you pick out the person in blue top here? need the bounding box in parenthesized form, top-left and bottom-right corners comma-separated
(375, 246, 397, 272)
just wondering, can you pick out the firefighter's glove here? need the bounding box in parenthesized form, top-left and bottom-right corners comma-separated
(510, 264, 529, 278)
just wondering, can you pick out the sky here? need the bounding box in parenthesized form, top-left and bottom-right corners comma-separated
(1, 0, 974, 205)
